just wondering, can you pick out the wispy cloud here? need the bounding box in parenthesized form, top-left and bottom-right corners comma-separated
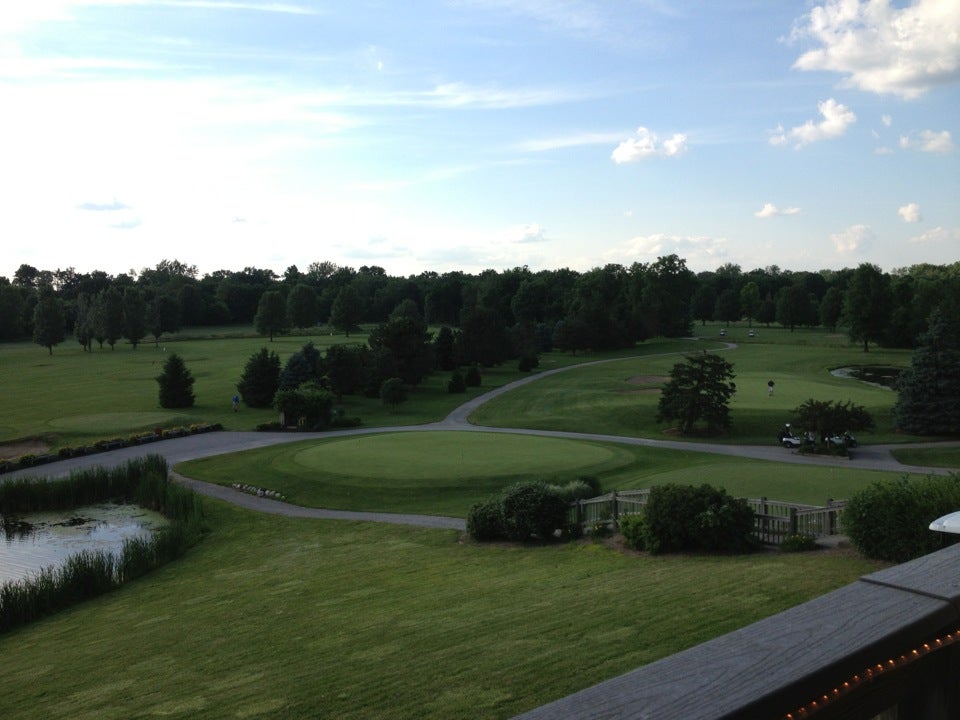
(909, 226, 960, 244)
(790, 0, 960, 99)
(754, 203, 801, 218)
(770, 98, 856, 148)
(78, 200, 132, 211)
(899, 130, 954, 154)
(611, 127, 687, 163)
(516, 131, 624, 153)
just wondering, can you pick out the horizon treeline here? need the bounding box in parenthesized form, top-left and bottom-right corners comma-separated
(2, 256, 959, 354)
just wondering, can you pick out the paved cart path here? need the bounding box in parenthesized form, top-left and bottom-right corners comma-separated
(6, 346, 959, 529)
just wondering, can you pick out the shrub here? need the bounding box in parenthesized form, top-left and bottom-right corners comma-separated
(518, 355, 539, 372)
(643, 484, 756, 554)
(619, 514, 647, 551)
(466, 499, 505, 542)
(464, 365, 482, 387)
(237, 348, 281, 408)
(447, 370, 467, 394)
(500, 481, 567, 542)
(844, 474, 960, 563)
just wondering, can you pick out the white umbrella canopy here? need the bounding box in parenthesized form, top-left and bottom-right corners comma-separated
(929, 511, 960, 534)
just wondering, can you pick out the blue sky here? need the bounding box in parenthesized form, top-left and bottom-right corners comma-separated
(1, 0, 957, 279)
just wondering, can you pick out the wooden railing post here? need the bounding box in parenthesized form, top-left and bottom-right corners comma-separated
(611, 490, 618, 528)
(789, 507, 798, 537)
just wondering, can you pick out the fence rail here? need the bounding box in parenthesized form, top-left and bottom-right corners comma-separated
(570, 490, 846, 546)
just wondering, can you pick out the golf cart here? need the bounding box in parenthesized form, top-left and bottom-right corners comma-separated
(777, 424, 804, 449)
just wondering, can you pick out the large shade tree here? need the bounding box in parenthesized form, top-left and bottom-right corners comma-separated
(843, 263, 891, 352)
(254, 290, 287, 341)
(32, 286, 65, 355)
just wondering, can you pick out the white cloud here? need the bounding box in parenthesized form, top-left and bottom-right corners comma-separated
(830, 224, 875, 254)
(754, 203, 801, 218)
(898, 202, 921, 223)
(881, 114, 892, 127)
(791, 0, 960, 99)
(611, 127, 687, 163)
(770, 98, 856, 148)
(899, 129, 954, 153)
(604, 233, 728, 266)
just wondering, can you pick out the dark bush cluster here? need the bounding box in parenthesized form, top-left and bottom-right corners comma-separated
(467, 481, 570, 542)
(844, 474, 960, 563)
(643, 484, 756, 554)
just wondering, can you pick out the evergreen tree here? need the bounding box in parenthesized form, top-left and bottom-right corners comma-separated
(156, 353, 195, 408)
(32, 286, 66, 355)
(894, 307, 960, 435)
(237, 347, 281, 407)
(657, 352, 737, 434)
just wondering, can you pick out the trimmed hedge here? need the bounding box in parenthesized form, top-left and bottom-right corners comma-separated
(844, 474, 960, 563)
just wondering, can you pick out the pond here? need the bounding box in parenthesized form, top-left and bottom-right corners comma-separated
(0, 503, 169, 585)
(830, 365, 902, 389)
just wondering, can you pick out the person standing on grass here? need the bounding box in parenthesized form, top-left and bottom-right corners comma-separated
(232, 394, 240, 412)
(768, 380, 775, 396)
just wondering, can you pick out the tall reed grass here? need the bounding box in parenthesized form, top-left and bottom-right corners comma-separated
(0, 455, 205, 634)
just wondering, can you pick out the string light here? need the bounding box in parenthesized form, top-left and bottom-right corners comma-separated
(782, 627, 960, 719)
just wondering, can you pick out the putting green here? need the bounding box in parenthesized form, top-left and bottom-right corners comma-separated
(291, 431, 629, 480)
(48, 412, 182, 433)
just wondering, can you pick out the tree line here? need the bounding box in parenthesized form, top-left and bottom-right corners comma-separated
(3, 256, 959, 357)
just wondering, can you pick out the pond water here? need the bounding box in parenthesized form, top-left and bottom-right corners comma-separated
(0, 503, 169, 585)
(830, 366, 902, 389)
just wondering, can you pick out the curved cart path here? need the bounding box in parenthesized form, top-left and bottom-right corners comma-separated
(6, 347, 959, 529)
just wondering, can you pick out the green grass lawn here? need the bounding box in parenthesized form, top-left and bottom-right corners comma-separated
(0, 500, 884, 720)
(178, 430, 911, 514)
(0, 331, 705, 452)
(470, 328, 916, 444)
(890, 446, 960, 469)
(0, 324, 948, 719)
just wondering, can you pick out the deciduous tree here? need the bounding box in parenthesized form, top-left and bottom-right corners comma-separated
(254, 290, 287, 341)
(657, 352, 736, 434)
(32, 286, 65, 355)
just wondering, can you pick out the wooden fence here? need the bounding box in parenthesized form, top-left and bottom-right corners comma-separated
(569, 490, 846, 545)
